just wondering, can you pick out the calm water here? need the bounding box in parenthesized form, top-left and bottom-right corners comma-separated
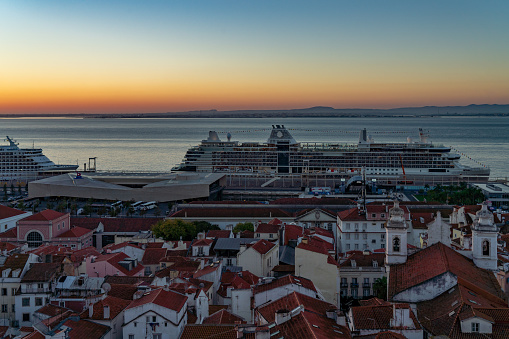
(1, 116, 508, 178)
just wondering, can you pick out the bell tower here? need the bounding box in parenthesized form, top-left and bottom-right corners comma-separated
(385, 200, 408, 266)
(472, 202, 498, 271)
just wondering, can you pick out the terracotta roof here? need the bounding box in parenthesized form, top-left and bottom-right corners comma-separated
(80, 295, 131, 320)
(338, 204, 410, 221)
(218, 271, 259, 297)
(203, 309, 246, 324)
(340, 251, 385, 268)
(239, 230, 255, 238)
(22, 209, 66, 222)
(250, 239, 276, 255)
(170, 207, 292, 219)
(103, 275, 154, 285)
(255, 223, 279, 234)
(36, 304, 70, 317)
(193, 263, 221, 279)
(180, 324, 237, 339)
(272, 264, 295, 273)
(71, 217, 163, 233)
(21, 263, 60, 282)
(268, 218, 283, 225)
(388, 242, 506, 301)
(55, 226, 93, 238)
(141, 248, 167, 265)
(209, 305, 228, 314)
(297, 241, 329, 256)
(0, 241, 19, 252)
(270, 197, 354, 205)
(206, 230, 232, 239)
(304, 227, 334, 239)
(417, 284, 509, 337)
(62, 319, 110, 339)
(94, 253, 145, 276)
(106, 284, 138, 300)
(0, 253, 30, 277)
(127, 288, 187, 312)
(351, 303, 421, 330)
(257, 291, 337, 323)
(0, 205, 27, 219)
(192, 239, 214, 247)
(284, 224, 304, 244)
(22, 331, 45, 339)
(410, 212, 435, 229)
(376, 331, 407, 339)
(359, 297, 391, 307)
(0, 227, 17, 239)
(254, 275, 317, 295)
(270, 309, 351, 339)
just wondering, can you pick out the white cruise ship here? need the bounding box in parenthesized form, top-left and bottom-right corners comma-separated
(1, 136, 78, 182)
(173, 126, 490, 187)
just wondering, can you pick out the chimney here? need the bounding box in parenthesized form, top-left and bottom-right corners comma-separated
(301, 237, 308, 244)
(275, 309, 291, 325)
(103, 305, 110, 319)
(88, 305, 94, 318)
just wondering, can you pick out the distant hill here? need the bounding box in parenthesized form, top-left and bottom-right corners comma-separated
(1, 104, 509, 118)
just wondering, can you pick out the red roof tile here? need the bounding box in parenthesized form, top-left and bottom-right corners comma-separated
(22, 209, 66, 222)
(192, 239, 214, 247)
(55, 226, 93, 238)
(21, 263, 60, 282)
(0, 253, 30, 277)
(180, 324, 237, 339)
(206, 230, 232, 239)
(62, 319, 110, 339)
(389, 242, 506, 302)
(0, 241, 19, 252)
(255, 223, 279, 234)
(71, 217, 163, 233)
(351, 303, 421, 330)
(0, 227, 17, 239)
(95, 253, 145, 276)
(270, 197, 355, 205)
(203, 309, 246, 324)
(257, 291, 337, 323)
(126, 288, 187, 312)
(0, 205, 27, 219)
(80, 296, 130, 320)
(340, 251, 385, 268)
(250, 239, 276, 255)
(141, 248, 167, 265)
(170, 207, 291, 219)
(254, 275, 317, 294)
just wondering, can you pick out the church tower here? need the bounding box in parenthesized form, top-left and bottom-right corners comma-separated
(472, 202, 498, 271)
(385, 200, 409, 266)
(427, 211, 451, 247)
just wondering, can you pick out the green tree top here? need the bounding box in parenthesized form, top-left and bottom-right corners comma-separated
(233, 222, 254, 234)
(152, 219, 197, 241)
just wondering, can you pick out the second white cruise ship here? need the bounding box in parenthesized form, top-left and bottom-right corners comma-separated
(173, 125, 490, 187)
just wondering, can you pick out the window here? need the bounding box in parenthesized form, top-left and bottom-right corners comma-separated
(354, 233, 359, 240)
(482, 240, 490, 256)
(363, 288, 371, 297)
(37, 283, 43, 289)
(393, 237, 400, 252)
(346, 223, 350, 230)
(197, 246, 204, 255)
(1, 305, 7, 313)
(381, 243, 385, 249)
(256, 233, 260, 238)
(153, 334, 162, 339)
(472, 322, 480, 332)
(269, 234, 273, 238)
(11, 288, 16, 295)
(381, 234, 385, 240)
(363, 233, 367, 239)
(22, 298, 30, 307)
(26, 231, 43, 248)
(226, 258, 233, 266)
(355, 244, 359, 250)
(362, 223, 367, 230)
(35, 298, 43, 306)
(11, 304, 15, 313)
(129, 335, 135, 339)
(371, 214, 376, 218)
(23, 313, 30, 322)
(152, 316, 156, 322)
(345, 234, 350, 240)
(354, 223, 359, 230)
(346, 244, 350, 250)
(1, 288, 6, 296)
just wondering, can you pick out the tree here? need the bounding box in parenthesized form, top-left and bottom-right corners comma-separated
(193, 221, 220, 234)
(46, 202, 55, 210)
(233, 222, 254, 233)
(153, 207, 162, 217)
(372, 277, 387, 300)
(82, 204, 92, 216)
(152, 219, 197, 241)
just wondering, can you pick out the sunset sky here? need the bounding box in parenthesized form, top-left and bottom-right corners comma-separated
(1, 1, 508, 114)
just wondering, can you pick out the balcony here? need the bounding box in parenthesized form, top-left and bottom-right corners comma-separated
(340, 283, 348, 288)
(350, 283, 359, 288)
(363, 283, 371, 288)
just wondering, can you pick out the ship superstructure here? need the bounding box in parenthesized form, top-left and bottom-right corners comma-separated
(173, 126, 490, 186)
(0, 136, 78, 182)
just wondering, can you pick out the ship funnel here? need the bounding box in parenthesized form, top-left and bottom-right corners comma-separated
(227, 132, 232, 142)
(205, 131, 221, 142)
(358, 129, 367, 143)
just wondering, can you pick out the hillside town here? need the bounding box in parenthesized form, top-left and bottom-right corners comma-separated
(0, 193, 508, 338)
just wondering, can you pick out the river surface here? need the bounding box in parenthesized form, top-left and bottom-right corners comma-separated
(1, 116, 507, 178)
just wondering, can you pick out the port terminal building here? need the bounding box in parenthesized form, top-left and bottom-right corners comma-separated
(27, 172, 226, 203)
